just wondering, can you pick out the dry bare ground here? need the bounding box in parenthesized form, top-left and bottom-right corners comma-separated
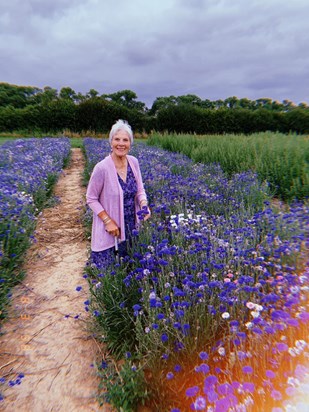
(0, 149, 112, 412)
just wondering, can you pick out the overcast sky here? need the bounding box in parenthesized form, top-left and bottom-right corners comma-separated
(0, 0, 308, 107)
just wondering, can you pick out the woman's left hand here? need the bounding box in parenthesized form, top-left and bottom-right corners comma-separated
(143, 206, 151, 221)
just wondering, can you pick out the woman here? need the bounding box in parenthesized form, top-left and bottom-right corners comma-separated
(86, 119, 150, 268)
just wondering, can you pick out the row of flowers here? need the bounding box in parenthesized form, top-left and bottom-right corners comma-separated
(83, 138, 308, 411)
(0, 137, 71, 320)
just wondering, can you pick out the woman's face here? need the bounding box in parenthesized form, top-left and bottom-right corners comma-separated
(111, 130, 131, 158)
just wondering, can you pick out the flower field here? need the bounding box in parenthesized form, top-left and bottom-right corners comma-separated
(0, 138, 71, 320)
(83, 138, 309, 411)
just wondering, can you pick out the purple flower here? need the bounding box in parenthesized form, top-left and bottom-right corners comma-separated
(205, 388, 218, 402)
(191, 396, 206, 410)
(298, 312, 309, 323)
(285, 386, 297, 396)
(243, 382, 255, 393)
(204, 375, 218, 387)
(195, 364, 210, 374)
(186, 386, 199, 397)
(295, 363, 308, 380)
(242, 365, 253, 374)
(266, 370, 276, 379)
(161, 333, 168, 343)
(174, 364, 182, 372)
(276, 342, 288, 352)
(199, 351, 209, 360)
(217, 383, 233, 396)
(166, 372, 174, 380)
(271, 389, 282, 400)
(75, 286, 82, 291)
(214, 397, 230, 412)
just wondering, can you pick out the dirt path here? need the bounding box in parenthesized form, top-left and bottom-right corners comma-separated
(0, 149, 108, 411)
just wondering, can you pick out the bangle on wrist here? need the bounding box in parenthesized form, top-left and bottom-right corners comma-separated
(103, 218, 111, 225)
(140, 200, 148, 207)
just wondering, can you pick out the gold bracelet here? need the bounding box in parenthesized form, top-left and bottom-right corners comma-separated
(103, 218, 111, 225)
(140, 200, 148, 207)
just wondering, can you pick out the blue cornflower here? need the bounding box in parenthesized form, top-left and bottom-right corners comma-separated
(161, 334, 168, 343)
(191, 396, 207, 410)
(243, 382, 255, 393)
(204, 375, 217, 387)
(195, 364, 209, 374)
(271, 389, 282, 400)
(276, 342, 288, 352)
(174, 364, 182, 372)
(242, 366, 253, 374)
(266, 370, 276, 379)
(186, 386, 199, 397)
(166, 372, 174, 380)
(199, 352, 209, 360)
(75, 286, 82, 292)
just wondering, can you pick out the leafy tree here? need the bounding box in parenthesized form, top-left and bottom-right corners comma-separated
(149, 96, 178, 115)
(102, 89, 146, 112)
(59, 87, 77, 102)
(200, 99, 215, 109)
(0, 83, 40, 108)
(238, 98, 255, 110)
(255, 98, 273, 110)
(214, 99, 225, 109)
(86, 89, 99, 99)
(39, 87, 58, 105)
(224, 96, 239, 109)
(282, 99, 296, 112)
(176, 94, 202, 106)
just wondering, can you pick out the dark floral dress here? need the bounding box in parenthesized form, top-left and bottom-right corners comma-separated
(90, 163, 137, 268)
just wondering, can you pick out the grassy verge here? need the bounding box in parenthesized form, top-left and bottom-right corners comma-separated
(148, 132, 309, 202)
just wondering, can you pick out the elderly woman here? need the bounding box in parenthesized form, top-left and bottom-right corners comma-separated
(86, 119, 150, 268)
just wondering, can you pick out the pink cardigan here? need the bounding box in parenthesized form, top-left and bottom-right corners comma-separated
(86, 154, 148, 252)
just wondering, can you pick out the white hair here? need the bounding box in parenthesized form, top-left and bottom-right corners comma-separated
(109, 119, 133, 144)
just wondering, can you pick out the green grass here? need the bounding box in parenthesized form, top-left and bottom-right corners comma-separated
(148, 132, 309, 202)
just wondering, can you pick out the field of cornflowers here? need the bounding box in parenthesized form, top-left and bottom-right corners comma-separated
(0, 138, 71, 320)
(83, 138, 309, 412)
(147, 132, 309, 202)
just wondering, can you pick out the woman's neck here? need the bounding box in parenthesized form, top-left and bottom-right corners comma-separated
(111, 152, 127, 167)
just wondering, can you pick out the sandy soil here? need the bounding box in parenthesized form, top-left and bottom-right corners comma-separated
(0, 149, 111, 412)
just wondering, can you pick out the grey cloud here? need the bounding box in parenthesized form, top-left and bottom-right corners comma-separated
(0, 0, 308, 107)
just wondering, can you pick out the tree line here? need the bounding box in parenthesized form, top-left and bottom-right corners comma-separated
(0, 82, 308, 134)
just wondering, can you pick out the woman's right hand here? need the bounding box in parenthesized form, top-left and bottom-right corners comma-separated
(105, 220, 120, 237)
